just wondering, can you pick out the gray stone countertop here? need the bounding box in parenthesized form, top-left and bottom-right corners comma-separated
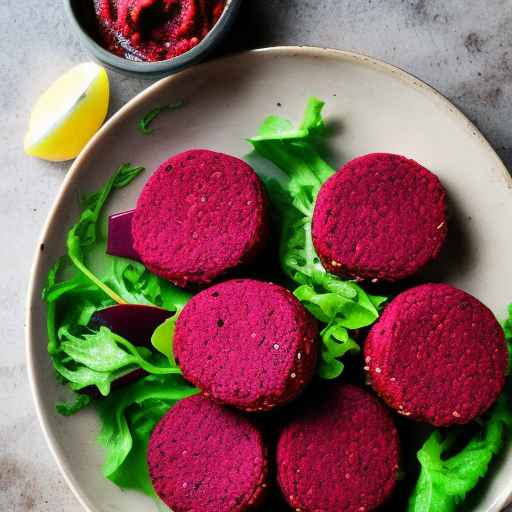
(2, 0, 511, 510)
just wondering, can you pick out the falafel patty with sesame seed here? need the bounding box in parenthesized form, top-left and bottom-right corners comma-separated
(312, 153, 447, 282)
(173, 279, 318, 411)
(277, 384, 400, 512)
(364, 283, 508, 426)
(132, 149, 268, 287)
(148, 395, 268, 512)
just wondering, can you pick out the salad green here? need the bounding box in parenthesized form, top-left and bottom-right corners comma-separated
(502, 303, 512, 369)
(138, 101, 184, 135)
(56, 327, 181, 394)
(151, 316, 178, 364)
(249, 97, 386, 378)
(408, 395, 512, 512)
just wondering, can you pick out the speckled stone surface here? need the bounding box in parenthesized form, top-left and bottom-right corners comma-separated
(2, 0, 512, 510)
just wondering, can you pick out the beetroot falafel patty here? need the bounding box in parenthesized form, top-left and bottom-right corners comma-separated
(148, 395, 268, 512)
(312, 153, 447, 281)
(365, 283, 508, 426)
(174, 279, 318, 411)
(277, 384, 399, 512)
(132, 149, 268, 287)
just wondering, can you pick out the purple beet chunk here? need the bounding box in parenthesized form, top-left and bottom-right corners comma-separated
(107, 209, 140, 261)
(91, 304, 174, 348)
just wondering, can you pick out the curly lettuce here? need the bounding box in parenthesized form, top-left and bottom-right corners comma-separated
(53, 326, 182, 396)
(249, 98, 386, 378)
(408, 395, 512, 512)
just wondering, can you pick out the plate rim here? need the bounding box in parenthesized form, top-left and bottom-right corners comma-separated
(25, 45, 512, 512)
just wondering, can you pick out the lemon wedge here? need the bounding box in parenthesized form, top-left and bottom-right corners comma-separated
(24, 62, 109, 161)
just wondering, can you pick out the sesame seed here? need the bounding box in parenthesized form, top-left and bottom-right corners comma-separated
(297, 352, 302, 360)
(363, 366, 370, 371)
(452, 411, 461, 418)
(273, 343, 280, 350)
(291, 373, 297, 379)
(375, 367, 382, 373)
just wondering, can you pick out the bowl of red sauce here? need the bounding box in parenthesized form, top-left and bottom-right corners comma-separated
(64, 0, 242, 78)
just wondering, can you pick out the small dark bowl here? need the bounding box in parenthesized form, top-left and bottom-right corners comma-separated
(63, 0, 242, 78)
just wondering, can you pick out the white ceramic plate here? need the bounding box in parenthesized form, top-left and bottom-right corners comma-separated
(26, 47, 512, 512)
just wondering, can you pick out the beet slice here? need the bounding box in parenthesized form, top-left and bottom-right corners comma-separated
(107, 209, 140, 261)
(91, 304, 174, 347)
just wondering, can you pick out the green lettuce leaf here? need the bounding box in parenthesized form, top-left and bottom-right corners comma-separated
(97, 374, 198, 495)
(55, 393, 91, 416)
(501, 303, 512, 371)
(249, 97, 387, 378)
(66, 163, 144, 304)
(138, 101, 184, 135)
(52, 326, 182, 396)
(408, 395, 512, 512)
(106, 258, 191, 311)
(151, 317, 177, 364)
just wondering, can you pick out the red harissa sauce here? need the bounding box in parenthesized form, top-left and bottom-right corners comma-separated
(94, 0, 226, 62)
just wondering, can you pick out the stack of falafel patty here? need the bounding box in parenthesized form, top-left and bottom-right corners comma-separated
(131, 149, 508, 512)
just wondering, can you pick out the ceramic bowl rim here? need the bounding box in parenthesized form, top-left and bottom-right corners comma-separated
(62, 0, 242, 76)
